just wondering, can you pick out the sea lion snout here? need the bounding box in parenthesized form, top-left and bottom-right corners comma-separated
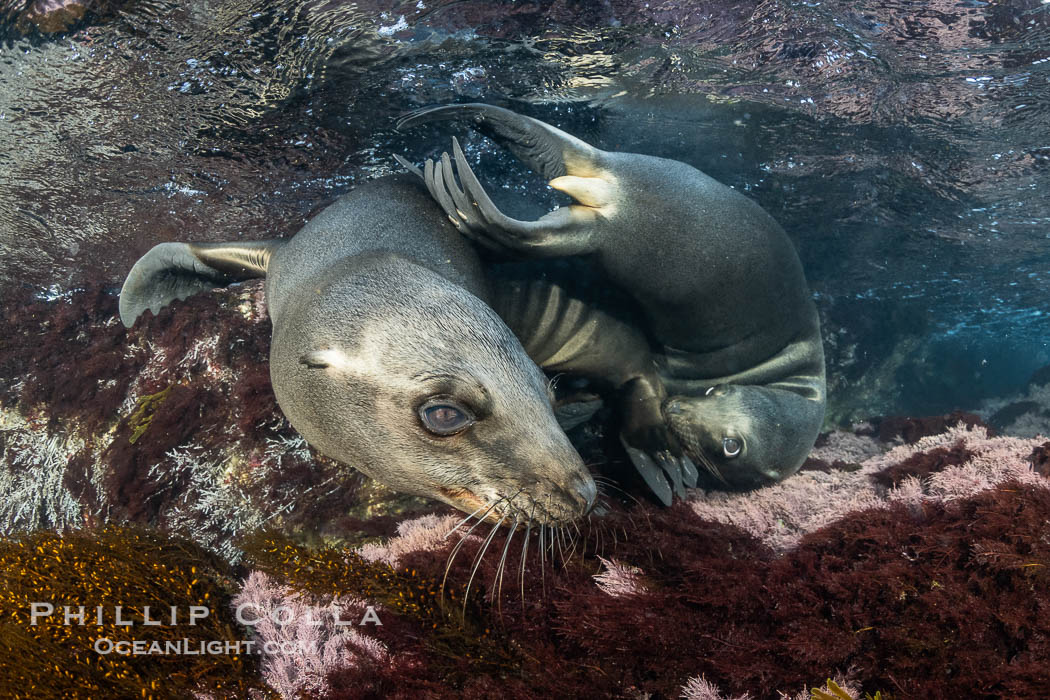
(535, 468, 597, 519)
(496, 453, 597, 524)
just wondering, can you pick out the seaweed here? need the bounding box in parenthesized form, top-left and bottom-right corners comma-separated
(0, 525, 268, 699)
(127, 385, 173, 444)
(869, 439, 975, 487)
(240, 532, 519, 681)
(315, 484, 1050, 699)
(800, 457, 863, 473)
(0, 284, 147, 435)
(811, 679, 888, 700)
(875, 411, 991, 444)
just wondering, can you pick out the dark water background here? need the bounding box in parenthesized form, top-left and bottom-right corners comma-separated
(1, 0, 1048, 422)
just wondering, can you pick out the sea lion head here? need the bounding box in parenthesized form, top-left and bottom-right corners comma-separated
(270, 255, 596, 526)
(664, 382, 824, 490)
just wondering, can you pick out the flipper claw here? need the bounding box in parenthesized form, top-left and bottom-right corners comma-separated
(392, 153, 422, 178)
(681, 455, 700, 488)
(621, 435, 673, 507)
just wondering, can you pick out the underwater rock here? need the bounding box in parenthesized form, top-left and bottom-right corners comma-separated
(990, 399, 1044, 431)
(688, 422, 1046, 553)
(1026, 363, 1050, 391)
(5, 0, 125, 35)
(1, 370, 1048, 697)
(300, 440, 1050, 698)
(978, 368, 1050, 439)
(1032, 442, 1050, 478)
(0, 283, 387, 557)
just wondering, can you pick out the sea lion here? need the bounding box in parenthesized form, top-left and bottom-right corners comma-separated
(398, 104, 826, 503)
(119, 174, 597, 526)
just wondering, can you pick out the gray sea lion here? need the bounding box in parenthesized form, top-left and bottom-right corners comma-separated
(398, 104, 826, 503)
(119, 174, 597, 526)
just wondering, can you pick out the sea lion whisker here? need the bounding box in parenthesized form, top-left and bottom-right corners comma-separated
(555, 525, 567, 564)
(692, 444, 730, 486)
(565, 528, 580, 561)
(539, 523, 547, 598)
(441, 497, 504, 602)
(602, 481, 647, 510)
(492, 518, 519, 617)
(485, 488, 524, 615)
(444, 501, 491, 540)
(585, 514, 599, 550)
(567, 528, 578, 561)
(571, 523, 582, 559)
(463, 511, 509, 618)
(520, 506, 533, 613)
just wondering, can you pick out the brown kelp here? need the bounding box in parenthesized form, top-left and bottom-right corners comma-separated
(0, 525, 268, 699)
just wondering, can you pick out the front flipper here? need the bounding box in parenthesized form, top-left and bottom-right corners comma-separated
(618, 375, 700, 506)
(119, 240, 284, 327)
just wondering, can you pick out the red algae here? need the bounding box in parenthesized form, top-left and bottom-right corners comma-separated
(869, 439, 975, 488)
(316, 477, 1050, 699)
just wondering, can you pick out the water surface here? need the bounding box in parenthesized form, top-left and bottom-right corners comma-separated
(2, 0, 1048, 417)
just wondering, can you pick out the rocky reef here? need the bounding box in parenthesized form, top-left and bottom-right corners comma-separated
(1, 286, 1048, 698)
(0, 283, 434, 560)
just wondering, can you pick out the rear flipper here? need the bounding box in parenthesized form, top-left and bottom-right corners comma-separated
(397, 102, 599, 180)
(119, 240, 284, 327)
(397, 104, 615, 259)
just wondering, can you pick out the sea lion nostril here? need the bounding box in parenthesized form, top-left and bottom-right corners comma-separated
(575, 474, 597, 511)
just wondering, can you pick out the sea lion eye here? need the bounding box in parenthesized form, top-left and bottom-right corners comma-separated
(722, 437, 742, 458)
(419, 400, 475, 436)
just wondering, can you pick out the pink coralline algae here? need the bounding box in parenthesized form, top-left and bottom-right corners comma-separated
(355, 513, 463, 567)
(679, 674, 754, 700)
(230, 571, 386, 700)
(687, 422, 1049, 553)
(592, 556, 647, 597)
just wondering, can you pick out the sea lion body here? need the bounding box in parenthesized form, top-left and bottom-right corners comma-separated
(400, 104, 826, 500)
(120, 175, 596, 525)
(263, 176, 489, 324)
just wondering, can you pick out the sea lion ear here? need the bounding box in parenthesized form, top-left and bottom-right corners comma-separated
(297, 348, 367, 373)
(299, 350, 335, 369)
(119, 239, 285, 328)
